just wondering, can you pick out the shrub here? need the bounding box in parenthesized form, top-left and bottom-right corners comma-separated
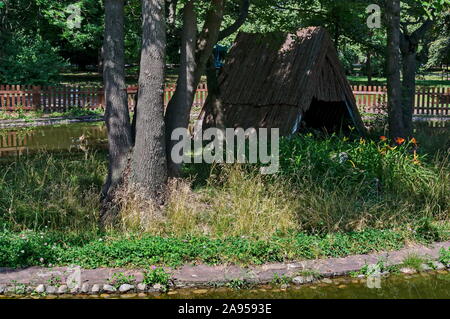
(143, 267, 171, 289)
(0, 32, 68, 85)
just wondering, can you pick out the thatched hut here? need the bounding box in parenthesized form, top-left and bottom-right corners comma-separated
(199, 27, 366, 136)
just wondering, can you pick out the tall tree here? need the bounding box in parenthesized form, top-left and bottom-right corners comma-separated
(164, 0, 226, 176)
(101, 0, 133, 220)
(382, 0, 449, 138)
(398, 0, 450, 137)
(130, 0, 168, 201)
(205, 0, 251, 131)
(386, 0, 404, 139)
(400, 18, 433, 137)
(164, 0, 197, 175)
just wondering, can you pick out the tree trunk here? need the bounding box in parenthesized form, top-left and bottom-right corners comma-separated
(205, 55, 225, 130)
(129, 0, 168, 201)
(399, 19, 434, 138)
(401, 50, 416, 137)
(193, 0, 225, 87)
(164, 0, 225, 176)
(101, 0, 133, 213)
(201, 0, 251, 132)
(131, 93, 138, 145)
(386, 0, 405, 139)
(366, 50, 372, 85)
(334, 25, 340, 49)
(164, 0, 197, 176)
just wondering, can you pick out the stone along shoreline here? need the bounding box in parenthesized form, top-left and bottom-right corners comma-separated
(0, 241, 448, 296)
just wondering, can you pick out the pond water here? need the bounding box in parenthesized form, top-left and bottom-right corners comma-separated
(0, 123, 107, 157)
(1, 121, 448, 158)
(157, 272, 450, 299)
(2, 272, 449, 299)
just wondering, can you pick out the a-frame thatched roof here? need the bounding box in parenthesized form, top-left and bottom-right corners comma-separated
(200, 26, 366, 136)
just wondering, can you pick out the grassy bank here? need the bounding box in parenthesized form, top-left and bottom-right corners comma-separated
(0, 134, 449, 268)
(0, 229, 415, 268)
(0, 108, 103, 121)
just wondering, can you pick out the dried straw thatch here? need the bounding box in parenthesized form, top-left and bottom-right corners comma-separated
(200, 27, 366, 136)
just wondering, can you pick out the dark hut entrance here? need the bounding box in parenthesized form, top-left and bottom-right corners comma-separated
(299, 98, 353, 134)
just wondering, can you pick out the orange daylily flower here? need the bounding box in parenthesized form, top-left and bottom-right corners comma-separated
(395, 137, 405, 145)
(410, 137, 417, 145)
(380, 136, 387, 141)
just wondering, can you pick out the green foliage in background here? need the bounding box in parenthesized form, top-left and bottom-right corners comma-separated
(0, 33, 68, 85)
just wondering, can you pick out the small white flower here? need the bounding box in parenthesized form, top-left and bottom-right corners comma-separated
(39, 258, 44, 263)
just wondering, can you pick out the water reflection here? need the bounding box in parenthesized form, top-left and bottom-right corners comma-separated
(0, 123, 107, 157)
(2, 272, 448, 299)
(161, 272, 450, 299)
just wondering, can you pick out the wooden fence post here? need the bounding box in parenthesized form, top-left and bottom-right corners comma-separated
(98, 87, 104, 109)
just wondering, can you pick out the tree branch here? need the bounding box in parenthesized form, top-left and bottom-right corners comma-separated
(218, 0, 250, 41)
(400, 18, 434, 52)
(165, 0, 178, 26)
(410, 19, 434, 43)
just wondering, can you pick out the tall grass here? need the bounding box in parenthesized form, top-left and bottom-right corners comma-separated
(276, 134, 449, 233)
(0, 134, 448, 242)
(119, 134, 449, 239)
(116, 169, 299, 239)
(413, 122, 450, 156)
(0, 151, 105, 232)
